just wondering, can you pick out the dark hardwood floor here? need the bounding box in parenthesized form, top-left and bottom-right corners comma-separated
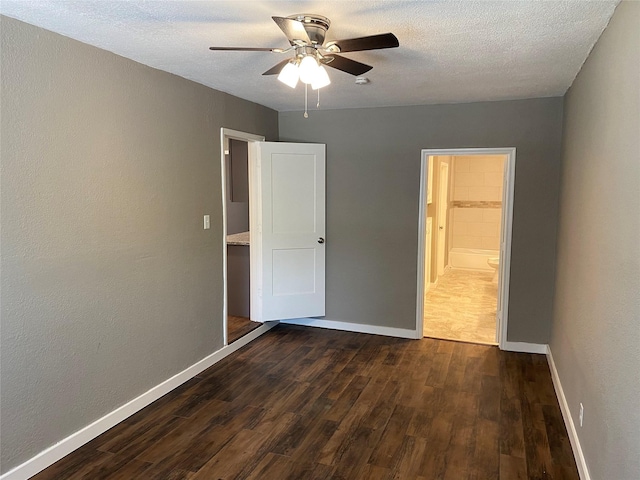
(32, 325, 578, 479)
(227, 316, 260, 344)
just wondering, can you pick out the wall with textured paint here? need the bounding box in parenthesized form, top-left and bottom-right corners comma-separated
(550, 2, 640, 478)
(0, 16, 277, 473)
(280, 97, 564, 343)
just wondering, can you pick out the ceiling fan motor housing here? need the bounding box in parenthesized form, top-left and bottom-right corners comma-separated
(287, 14, 331, 45)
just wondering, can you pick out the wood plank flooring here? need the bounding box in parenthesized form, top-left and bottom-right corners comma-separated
(227, 316, 260, 344)
(32, 325, 578, 480)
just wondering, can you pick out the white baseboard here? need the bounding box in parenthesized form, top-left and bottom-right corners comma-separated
(547, 347, 591, 480)
(500, 341, 548, 354)
(0, 322, 277, 480)
(280, 318, 420, 339)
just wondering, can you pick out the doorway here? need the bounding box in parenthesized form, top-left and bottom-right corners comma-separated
(220, 128, 264, 345)
(220, 130, 327, 345)
(416, 148, 516, 349)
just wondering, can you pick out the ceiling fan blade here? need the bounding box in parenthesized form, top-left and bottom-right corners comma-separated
(328, 33, 399, 53)
(209, 46, 283, 52)
(262, 59, 291, 76)
(322, 54, 373, 76)
(272, 16, 311, 44)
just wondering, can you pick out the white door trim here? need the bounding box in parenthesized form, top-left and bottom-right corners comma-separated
(416, 147, 516, 349)
(220, 128, 265, 345)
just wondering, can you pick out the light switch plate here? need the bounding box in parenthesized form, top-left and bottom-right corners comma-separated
(203, 215, 210, 230)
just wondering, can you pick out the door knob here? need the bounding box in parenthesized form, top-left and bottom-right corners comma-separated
(318, 237, 325, 244)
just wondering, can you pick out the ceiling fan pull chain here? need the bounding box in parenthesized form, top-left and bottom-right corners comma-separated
(317, 88, 320, 109)
(304, 83, 309, 118)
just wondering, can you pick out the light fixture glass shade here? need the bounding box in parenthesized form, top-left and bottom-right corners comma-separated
(299, 55, 319, 84)
(311, 65, 331, 90)
(277, 61, 299, 88)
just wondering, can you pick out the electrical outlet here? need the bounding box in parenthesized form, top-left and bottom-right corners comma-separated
(579, 403, 584, 427)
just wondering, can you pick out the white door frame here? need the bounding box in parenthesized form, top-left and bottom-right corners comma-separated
(416, 148, 516, 349)
(220, 128, 265, 346)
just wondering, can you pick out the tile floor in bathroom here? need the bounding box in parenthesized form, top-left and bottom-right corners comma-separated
(423, 268, 498, 345)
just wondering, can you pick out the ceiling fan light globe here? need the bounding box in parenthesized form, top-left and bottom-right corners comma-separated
(311, 65, 331, 90)
(299, 55, 319, 84)
(277, 61, 299, 88)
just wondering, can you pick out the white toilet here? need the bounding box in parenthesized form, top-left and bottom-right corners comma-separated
(487, 257, 500, 284)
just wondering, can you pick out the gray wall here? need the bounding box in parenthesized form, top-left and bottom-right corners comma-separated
(550, 2, 640, 479)
(280, 97, 563, 342)
(0, 16, 277, 473)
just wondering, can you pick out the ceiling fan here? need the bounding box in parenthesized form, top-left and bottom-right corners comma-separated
(209, 14, 399, 91)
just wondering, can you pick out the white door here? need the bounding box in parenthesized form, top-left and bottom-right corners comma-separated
(436, 162, 449, 276)
(496, 158, 509, 341)
(425, 217, 433, 293)
(252, 142, 326, 322)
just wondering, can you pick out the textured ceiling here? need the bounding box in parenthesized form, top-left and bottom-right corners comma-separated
(0, 1, 619, 111)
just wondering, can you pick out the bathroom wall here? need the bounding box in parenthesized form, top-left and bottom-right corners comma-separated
(451, 155, 505, 251)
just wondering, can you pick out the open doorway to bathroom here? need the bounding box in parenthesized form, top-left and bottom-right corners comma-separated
(221, 129, 264, 345)
(416, 148, 516, 348)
